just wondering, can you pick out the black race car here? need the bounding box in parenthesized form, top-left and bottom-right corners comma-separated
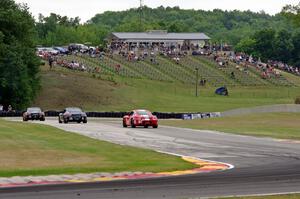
(23, 107, 45, 121)
(58, 107, 87, 123)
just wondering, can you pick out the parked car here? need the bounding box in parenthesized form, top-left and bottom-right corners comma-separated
(68, 43, 89, 53)
(23, 107, 45, 121)
(53, 47, 69, 54)
(123, 109, 158, 128)
(36, 47, 59, 57)
(58, 107, 87, 123)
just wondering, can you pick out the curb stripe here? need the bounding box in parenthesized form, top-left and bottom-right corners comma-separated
(0, 155, 233, 188)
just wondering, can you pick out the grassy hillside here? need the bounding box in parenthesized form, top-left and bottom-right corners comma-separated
(34, 66, 123, 111)
(33, 65, 300, 112)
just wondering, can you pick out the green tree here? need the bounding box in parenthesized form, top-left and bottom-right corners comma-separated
(235, 38, 256, 55)
(36, 13, 81, 45)
(0, 0, 40, 109)
(292, 31, 300, 66)
(252, 29, 276, 61)
(282, 3, 300, 27)
(274, 30, 294, 63)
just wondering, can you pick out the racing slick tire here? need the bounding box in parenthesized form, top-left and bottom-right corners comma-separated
(123, 121, 127, 128)
(131, 119, 136, 128)
(153, 125, 158, 129)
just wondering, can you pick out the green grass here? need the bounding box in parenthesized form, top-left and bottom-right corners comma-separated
(34, 66, 123, 111)
(33, 65, 300, 112)
(0, 119, 196, 177)
(282, 71, 300, 86)
(160, 113, 300, 140)
(219, 194, 300, 199)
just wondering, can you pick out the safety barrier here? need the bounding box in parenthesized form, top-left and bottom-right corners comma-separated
(0, 111, 218, 119)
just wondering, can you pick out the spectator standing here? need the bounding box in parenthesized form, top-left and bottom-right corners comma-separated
(115, 64, 121, 73)
(8, 105, 12, 112)
(48, 56, 54, 70)
(231, 71, 235, 79)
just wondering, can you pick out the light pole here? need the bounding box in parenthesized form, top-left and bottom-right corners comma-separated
(195, 67, 199, 97)
(139, 0, 143, 31)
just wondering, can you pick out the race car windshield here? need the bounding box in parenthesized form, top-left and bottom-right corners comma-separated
(136, 110, 150, 115)
(66, 108, 82, 113)
(27, 108, 41, 113)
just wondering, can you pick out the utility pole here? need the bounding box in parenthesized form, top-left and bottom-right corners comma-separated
(195, 67, 199, 97)
(221, 40, 223, 52)
(139, 0, 143, 31)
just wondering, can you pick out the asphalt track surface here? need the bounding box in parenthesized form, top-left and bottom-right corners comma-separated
(1, 118, 300, 199)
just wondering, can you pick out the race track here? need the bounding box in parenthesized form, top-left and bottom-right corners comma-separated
(1, 118, 300, 199)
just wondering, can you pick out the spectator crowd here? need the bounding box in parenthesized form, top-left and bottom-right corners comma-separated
(207, 50, 300, 80)
(36, 42, 300, 81)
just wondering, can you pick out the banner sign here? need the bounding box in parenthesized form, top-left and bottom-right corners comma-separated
(182, 112, 221, 120)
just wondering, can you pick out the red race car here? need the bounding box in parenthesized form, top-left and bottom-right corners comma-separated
(123, 109, 158, 128)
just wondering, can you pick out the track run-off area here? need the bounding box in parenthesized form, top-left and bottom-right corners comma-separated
(1, 117, 300, 199)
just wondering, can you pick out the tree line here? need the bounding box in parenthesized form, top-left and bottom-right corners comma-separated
(36, 6, 295, 46)
(235, 4, 300, 66)
(235, 29, 300, 66)
(36, 13, 109, 47)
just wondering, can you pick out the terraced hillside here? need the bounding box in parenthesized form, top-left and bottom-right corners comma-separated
(112, 55, 174, 82)
(176, 56, 235, 87)
(195, 56, 294, 87)
(194, 56, 271, 86)
(55, 54, 299, 87)
(57, 55, 141, 78)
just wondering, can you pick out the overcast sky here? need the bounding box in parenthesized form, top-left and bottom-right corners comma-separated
(15, 0, 299, 22)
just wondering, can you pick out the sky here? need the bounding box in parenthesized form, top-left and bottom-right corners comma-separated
(15, 0, 299, 22)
